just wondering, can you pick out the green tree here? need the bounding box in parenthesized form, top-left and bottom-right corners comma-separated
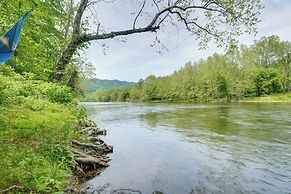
(252, 35, 289, 67)
(142, 75, 158, 101)
(250, 68, 282, 96)
(216, 74, 228, 99)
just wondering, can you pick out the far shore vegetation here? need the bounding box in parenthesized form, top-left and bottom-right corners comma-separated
(83, 36, 291, 103)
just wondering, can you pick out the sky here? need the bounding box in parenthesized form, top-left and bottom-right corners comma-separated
(83, 0, 291, 82)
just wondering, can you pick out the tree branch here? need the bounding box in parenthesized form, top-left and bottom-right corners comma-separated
(77, 1, 225, 44)
(169, 10, 218, 37)
(72, 0, 89, 37)
(152, 0, 160, 11)
(133, 0, 146, 29)
(80, 25, 160, 43)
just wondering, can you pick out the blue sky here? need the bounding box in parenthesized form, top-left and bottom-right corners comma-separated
(84, 0, 291, 82)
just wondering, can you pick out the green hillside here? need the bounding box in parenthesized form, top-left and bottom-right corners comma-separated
(81, 78, 134, 93)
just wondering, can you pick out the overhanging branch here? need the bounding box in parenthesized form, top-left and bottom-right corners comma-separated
(80, 26, 160, 43)
(77, 1, 225, 44)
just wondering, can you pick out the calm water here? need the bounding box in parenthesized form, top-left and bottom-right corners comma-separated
(80, 102, 291, 194)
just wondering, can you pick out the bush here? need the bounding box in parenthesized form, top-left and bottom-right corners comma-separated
(0, 70, 73, 104)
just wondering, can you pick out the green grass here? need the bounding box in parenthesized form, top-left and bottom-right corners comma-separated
(0, 101, 84, 193)
(243, 92, 291, 102)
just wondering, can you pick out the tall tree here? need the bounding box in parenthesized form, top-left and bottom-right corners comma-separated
(252, 35, 289, 67)
(52, 0, 263, 81)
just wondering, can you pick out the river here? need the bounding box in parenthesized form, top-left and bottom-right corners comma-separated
(80, 102, 291, 194)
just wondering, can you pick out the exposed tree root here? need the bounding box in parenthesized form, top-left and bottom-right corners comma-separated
(80, 127, 107, 137)
(88, 136, 104, 144)
(69, 118, 113, 185)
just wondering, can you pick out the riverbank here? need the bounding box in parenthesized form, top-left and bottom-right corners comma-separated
(0, 68, 112, 193)
(83, 91, 291, 103)
(151, 92, 291, 103)
(242, 92, 291, 102)
(153, 92, 291, 103)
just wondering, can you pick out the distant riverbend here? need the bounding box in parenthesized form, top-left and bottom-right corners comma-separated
(80, 102, 291, 194)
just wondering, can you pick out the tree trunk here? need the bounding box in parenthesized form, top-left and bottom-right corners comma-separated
(52, 39, 80, 81)
(287, 69, 290, 92)
(64, 0, 74, 40)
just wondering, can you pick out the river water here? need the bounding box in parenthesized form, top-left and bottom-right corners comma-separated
(81, 102, 291, 194)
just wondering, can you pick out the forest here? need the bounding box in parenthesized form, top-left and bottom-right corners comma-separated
(85, 35, 291, 102)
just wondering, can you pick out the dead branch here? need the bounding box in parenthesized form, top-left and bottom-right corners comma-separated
(0, 185, 23, 193)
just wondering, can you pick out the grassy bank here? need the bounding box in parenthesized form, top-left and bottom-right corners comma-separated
(152, 92, 291, 103)
(242, 92, 291, 102)
(0, 67, 84, 192)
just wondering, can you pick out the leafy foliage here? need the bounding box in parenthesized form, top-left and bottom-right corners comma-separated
(0, 65, 73, 105)
(0, 0, 67, 80)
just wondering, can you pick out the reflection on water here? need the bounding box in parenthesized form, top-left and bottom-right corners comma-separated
(81, 102, 291, 194)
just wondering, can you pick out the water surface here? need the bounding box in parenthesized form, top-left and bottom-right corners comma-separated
(81, 102, 291, 194)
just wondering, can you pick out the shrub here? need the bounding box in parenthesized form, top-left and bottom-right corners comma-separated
(0, 71, 73, 104)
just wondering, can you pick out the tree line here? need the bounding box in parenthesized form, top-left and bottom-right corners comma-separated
(85, 35, 291, 102)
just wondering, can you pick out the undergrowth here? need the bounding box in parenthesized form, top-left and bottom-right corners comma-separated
(0, 65, 85, 193)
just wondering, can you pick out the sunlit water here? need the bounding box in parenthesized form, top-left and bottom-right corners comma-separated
(80, 102, 291, 194)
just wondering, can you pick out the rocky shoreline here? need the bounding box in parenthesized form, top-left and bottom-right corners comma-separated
(66, 118, 113, 193)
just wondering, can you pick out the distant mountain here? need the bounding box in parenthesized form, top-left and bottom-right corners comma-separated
(81, 78, 135, 93)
